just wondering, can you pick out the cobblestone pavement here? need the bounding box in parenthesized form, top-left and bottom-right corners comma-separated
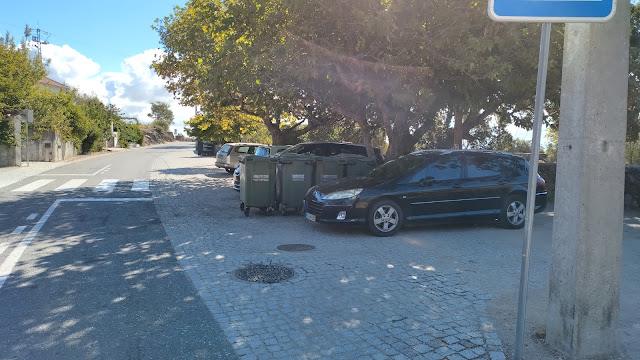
(152, 149, 512, 360)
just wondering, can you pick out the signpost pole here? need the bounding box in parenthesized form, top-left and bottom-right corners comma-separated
(25, 110, 33, 167)
(514, 22, 551, 360)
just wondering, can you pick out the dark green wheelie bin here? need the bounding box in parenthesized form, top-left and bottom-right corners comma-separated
(340, 155, 377, 177)
(239, 155, 277, 216)
(314, 156, 346, 185)
(276, 154, 315, 215)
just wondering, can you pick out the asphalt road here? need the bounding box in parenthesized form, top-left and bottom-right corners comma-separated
(0, 146, 237, 360)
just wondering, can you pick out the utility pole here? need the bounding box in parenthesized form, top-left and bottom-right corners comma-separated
(30, 26, 50, 61)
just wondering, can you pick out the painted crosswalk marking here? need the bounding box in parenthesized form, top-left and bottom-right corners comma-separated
(12, 179, 55, 192)
(55, 179, 88, 191)
(11, 226, 27, 235)
(26, 213, 38, 221)
(131, 180, 149, 192)
(94, 179, 119, 192)
(0, 243, 10, 256)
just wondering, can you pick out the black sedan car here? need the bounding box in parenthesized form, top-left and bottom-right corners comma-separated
(303, 150, 547, 236)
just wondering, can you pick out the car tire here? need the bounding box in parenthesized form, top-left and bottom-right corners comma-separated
(367, 199, 403, 237)
(500, 195, 526, 229)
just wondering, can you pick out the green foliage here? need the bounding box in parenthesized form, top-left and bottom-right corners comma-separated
(148, 102, 174, 132)
(488, 128, 516, 152)
(153, 0, 564, 158)
(544, 126, 559, 163)
(0, 31, 47, 117)
(0, 119, 17, 146)
(627, 139, 640, 165)
(0, 30, 46, 145)
(628, 3, 640, 142)
(116, 119, 144, 147)
(184, 107, 264, 143)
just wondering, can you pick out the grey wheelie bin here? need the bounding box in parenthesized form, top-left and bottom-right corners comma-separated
(276, 154, 315, 215)
(341, 155, 377, 177)
(239, 155, 278, 216)
(314, 156, 346, 185)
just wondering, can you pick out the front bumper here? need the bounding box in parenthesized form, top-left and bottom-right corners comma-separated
(303, 197, 367, 224)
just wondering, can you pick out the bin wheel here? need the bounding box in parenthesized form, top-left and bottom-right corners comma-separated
(240, 202, 245, 211)
(244, 207, 250, 217)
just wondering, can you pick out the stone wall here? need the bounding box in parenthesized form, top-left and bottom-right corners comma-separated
(0, 117, 21, 167)
(536, 163, 640, 210)
(21, 129, 77, 162)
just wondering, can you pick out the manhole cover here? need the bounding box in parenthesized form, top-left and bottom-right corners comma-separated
(277, 244, 316, 252)
(234, 264, 295, 284)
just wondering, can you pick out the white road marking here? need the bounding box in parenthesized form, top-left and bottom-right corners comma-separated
(43, 164, 111, 176)
(94, 179, 118, 192)
(0, 197, 152, 291)
(12, 179, 55, 192)
(26, 213, 38, 221)
(131, 180, 149, 192)
(11, 226, 27, 235)
(0, 243, 9, 256)
(55, 179, 88, 191)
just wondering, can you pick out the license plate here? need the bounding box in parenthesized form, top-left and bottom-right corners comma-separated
(305, 212, 316, 222)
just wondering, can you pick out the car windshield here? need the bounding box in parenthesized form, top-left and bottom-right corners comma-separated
(219, 144, 232, 155)
(367, 154, 430, 182)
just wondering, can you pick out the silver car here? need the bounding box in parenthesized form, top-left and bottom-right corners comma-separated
(215, 143, 265, 173)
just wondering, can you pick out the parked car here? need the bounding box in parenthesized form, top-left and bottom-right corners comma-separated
(279, 141, 385, 165)
(233, 145, 291, 191)
(215, 143, 265, 173)
(303, 150, 547, 236)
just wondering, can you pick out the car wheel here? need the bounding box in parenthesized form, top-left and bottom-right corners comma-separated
(500, 195, 526, 229)
(225, 168, 234, 173)
(367, 199, 403, 237)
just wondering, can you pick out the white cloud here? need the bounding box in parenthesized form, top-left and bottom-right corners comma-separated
(38, 44, 193, 134)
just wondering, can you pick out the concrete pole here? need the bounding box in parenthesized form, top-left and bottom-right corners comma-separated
(547, 0, 630, 358)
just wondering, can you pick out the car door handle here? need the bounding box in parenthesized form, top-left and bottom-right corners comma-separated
(453, 183, 463, 189)
(498, 180, 508, 185)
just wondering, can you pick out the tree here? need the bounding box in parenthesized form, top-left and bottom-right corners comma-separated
(0, 29, 47, 146)
(628, 3, 640, 142)
(148, 102, 174, 132)
(153, 0, 566, 158)
(0, 30, 47, 117)
(152, 0, 338, 145)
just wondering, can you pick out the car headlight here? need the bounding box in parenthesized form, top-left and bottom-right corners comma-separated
(321, 188, 363, 200)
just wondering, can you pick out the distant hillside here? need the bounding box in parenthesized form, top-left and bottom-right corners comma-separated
(142, 128, 175, 145)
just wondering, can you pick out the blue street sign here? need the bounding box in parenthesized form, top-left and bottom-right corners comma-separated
(489, 0, 616, 22)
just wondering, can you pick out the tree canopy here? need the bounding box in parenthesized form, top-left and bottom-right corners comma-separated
(0, 30, 46, 117)
(153, 0, 637, 158)
(148, 101, 174, 132)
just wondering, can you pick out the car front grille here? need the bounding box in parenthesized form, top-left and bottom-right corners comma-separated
(305, 198, 324, 216)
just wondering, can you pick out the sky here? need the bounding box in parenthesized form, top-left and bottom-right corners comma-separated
(0, 0, 193, 134)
